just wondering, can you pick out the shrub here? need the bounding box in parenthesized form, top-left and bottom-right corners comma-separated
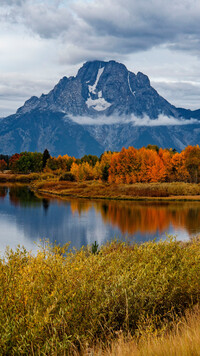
(0, 238, 200, 354)
(59, 172, 76, 181)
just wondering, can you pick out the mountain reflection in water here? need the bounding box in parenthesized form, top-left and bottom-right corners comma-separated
(0, 184, 200, 253)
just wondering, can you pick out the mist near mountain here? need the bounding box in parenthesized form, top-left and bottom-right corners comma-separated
(68, 113, 198, 126)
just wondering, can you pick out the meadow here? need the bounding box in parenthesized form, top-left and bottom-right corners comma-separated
(1, 238, 200, 355)
(32, 180, 200, 200)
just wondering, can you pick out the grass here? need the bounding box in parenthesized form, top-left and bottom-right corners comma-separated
(0, 172, 56, 183)
(87, 305, 200, 355)
(31, 180, 200, 201)
(1, 172, 200, 200)
(1, 238, 200, 354)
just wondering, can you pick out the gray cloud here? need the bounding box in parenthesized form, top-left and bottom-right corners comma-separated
(1, 0, 200, 55)
(73, 0, 200, 55)
(1, 0, 200, 116)
(67, 114, 199, 126)
(152, 80, 200, 109)
(0, 0, 73, 39)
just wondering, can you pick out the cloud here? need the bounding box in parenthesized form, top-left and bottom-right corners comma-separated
(152, 80, 200, 110)
(67, 114, 199, 126)
(0, 0, 73, 39)
(1, 0, 200, 56)
(1, 0, 200, 116)
(73, 0, 200, 55)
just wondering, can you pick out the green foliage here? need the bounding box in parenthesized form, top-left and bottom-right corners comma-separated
(65, 157, 74, 171)
(59, 172, 75, 181)
(91, 241, 99, 254)
(146, 144, 159, 152)
(102, 163, 110, 181)
(81, 154, 99, 167)
(13, 152, 43, 173)
(0, 239, 200, 354)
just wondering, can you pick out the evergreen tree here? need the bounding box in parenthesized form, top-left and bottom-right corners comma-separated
(42, 149, 50, 169)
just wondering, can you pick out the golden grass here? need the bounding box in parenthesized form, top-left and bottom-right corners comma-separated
(32, 180, 200, 201)
(0, 172, 56, 183)
(1, 238, 200, 354)
(86, 305, 200, 356)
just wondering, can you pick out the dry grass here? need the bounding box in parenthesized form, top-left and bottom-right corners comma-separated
(32, 180, 200, 201)
(0, 172, 56, 183)
(79, 305, 200, 356)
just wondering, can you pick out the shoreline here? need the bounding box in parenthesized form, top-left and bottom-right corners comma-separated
(35, 189, 200, 202)
(32, 180, 200, 202)
(1, 173, 200, 201)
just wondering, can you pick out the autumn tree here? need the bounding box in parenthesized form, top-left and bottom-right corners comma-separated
(70, 162, 95, 181)
(0, 159, 7, 172)
(94, 151, 113, 181)
(185, 145, 200, 183)
(9, 153, 20, 172)
(170, 151, 190, 182)
(109, 147, 141, 183)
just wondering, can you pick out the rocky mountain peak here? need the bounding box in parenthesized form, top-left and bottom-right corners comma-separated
(15, 59, 179, 119)
(1, 60, 200, 156)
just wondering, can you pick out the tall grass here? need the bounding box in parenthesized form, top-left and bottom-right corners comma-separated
(89, 305, 200, 356)
(0, 238, 200, 354)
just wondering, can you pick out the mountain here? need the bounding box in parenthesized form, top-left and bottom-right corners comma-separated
(0, 60, 200, 156)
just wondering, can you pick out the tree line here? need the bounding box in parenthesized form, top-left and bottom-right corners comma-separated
(1, 145, 200, 183)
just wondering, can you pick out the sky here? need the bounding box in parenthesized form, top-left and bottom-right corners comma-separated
(1, 0, 200, 117)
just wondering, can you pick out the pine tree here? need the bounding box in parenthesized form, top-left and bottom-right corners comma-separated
(42, 149, 50, 169)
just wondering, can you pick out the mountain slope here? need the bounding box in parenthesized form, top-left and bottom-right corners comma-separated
(0, 60, 200, 156)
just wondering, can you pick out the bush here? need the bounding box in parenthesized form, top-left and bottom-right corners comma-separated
(0, 238, 200, 354)
(59, 172, 76, 181)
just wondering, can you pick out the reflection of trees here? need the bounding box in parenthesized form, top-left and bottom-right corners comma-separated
(70, 200, 200, 236)
(42, 198, 49, 213)
(70, 200, 92, 215)
(0, 186, 8, 199)
(9, 186, 42, 207)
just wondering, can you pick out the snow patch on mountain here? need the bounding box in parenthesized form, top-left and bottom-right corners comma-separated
(86, 66, 111, 111)
(128, 72, 136, 97)
(86, 97, 112, 111)
(88, 67, 104, 94)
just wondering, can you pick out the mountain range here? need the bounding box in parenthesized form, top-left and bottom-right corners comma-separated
(1, 60, 200, 157)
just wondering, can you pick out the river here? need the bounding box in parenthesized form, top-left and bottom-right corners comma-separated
(0, 184, 199, 254)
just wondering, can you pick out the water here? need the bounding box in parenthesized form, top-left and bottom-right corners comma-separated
(0, 184, 200, 254)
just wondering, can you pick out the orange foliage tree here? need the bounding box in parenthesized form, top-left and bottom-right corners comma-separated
(0, 159, 7, 172)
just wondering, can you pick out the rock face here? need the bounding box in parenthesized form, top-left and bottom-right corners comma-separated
(0, 60, 200, 156)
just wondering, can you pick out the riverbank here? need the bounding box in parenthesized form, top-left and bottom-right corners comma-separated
(32, 179, 200, 201)
(0, 172, 43, 182)
(1, 239, 200, 354)
(1, 173, 200, 201)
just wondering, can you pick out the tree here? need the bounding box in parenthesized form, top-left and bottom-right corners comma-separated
(11, 152, 43, 173)
(9, 153, 20, 172)
(185, 145, 200, 183)
(0, 159, 7, 172)
(42, 149, 50, 169)
(146, 144, 159, 153)
(81, 155, 99, 167)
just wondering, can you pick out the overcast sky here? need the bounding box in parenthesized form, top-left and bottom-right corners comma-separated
(1, 0, 200, 117)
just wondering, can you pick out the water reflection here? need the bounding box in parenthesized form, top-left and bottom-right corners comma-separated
(9, 185, 41, 207)
(69, 199, 200, 236)
(0, 184, 200, 254)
